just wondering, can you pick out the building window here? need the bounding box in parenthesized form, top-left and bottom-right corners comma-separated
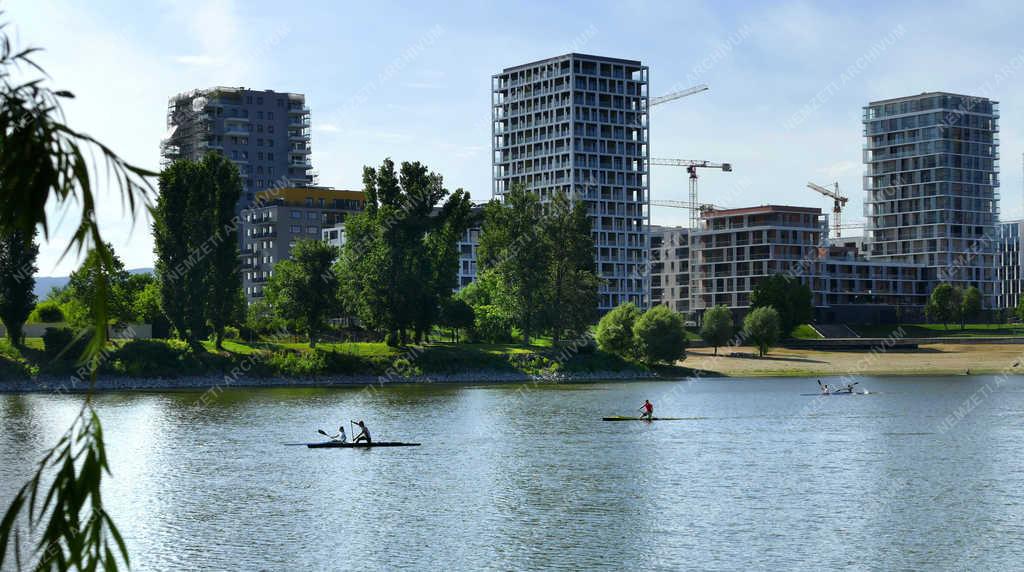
(267, 125, 274, 134)
(267, 152, 274, 161)
(257, 96, 264, 105)
(268, 112, 274, 120)
(291, 211, 301, 219)
(290, 225, 301, 233)
(240, 137, 248, 145)
(318, 198, 325, 208)
(277, 98, 284, 107)
(305, 198, 313, 207)
(258, 152, 264, 160)
(307, 226, 318, 234)
(257, 124, 264, 133)
(246, 96, 253, 104)
(307, 212, 318, 220)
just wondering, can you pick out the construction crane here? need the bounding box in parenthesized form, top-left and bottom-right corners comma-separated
(650, 84, 708, 107)
(650, 159, 732, 229)
(807, 181, 849, 239)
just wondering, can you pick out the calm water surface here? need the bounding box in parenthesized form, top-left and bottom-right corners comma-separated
(2, 375, 1024, 571)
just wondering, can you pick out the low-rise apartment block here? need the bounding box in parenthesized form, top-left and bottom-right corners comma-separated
(650, 225, 690, 314)
(240, 187, 365, 301)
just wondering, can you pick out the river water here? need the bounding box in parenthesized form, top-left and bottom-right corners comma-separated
(2, 375, 1023, 570)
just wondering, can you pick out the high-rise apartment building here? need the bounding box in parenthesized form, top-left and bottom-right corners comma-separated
(161, 87, 315, 211)
(863, 92, 1000, 307)
(998, 220, 1023, 311)
(492, 53, 650, 311)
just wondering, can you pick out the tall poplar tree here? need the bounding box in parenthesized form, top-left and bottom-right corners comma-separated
(0, 227, 38, 345)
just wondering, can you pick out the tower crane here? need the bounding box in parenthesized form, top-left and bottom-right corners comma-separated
(807, 181, 848, 239)
(650, 84, 708, 107)
(650, 159, 732, 229)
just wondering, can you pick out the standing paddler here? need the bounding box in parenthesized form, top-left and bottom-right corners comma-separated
(639, 399, 654, 421)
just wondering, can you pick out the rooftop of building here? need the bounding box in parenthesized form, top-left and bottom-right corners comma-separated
(246, 187, 365, 210)
(701, 205, 823, 218)
(500, 53, 642, 73)
(171, 86, 305, 102)
(866, 91, 995, 106)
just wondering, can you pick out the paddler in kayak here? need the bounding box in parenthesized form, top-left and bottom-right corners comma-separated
(352, 420, 372, 444)
(639, 399, 654, 421)
(818, 380, 830, 394)
(330, 425, 348, 443)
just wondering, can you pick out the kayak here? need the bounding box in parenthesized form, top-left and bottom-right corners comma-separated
(601, 416, 699, 421)
(306, 441, 421, 448)
(799, 392, 869, 396)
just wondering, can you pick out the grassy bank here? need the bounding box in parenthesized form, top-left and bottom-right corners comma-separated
(0, 337, 695, 382)
(852, 323, 1024, 338)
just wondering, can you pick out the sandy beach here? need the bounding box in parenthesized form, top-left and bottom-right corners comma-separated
(684, 343, 1024, 378)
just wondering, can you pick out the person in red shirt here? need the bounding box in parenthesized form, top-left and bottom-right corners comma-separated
(639, 399, 654, 421)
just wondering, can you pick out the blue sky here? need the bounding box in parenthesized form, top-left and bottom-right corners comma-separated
(9, 0, 1024, 275)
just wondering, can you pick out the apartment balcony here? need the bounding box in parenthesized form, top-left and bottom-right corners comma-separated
(288, 130, 311, 141)
(288, 105, 311, 115)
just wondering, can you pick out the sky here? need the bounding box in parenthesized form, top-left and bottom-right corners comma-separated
(8, 0, 1024, 276)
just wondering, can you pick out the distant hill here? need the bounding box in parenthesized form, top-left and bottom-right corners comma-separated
(32, 268, 153, 299)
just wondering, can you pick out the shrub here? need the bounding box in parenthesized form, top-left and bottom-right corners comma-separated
(595, 302, 641, 358)
(223, 326, 241, 341)
(30, 301, 65, 323)
(42, 327, 89, 360)
(266, 349, 328, 376)
(472, 305, 513, 343)
(633, 305, 687, 364)
(109, 339, 194, 377)
(744, 306, 781, 357)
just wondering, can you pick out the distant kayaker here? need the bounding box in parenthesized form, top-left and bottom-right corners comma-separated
(818, 380, 830, 394)
(640, 400, 654, 421)
(352, 420, 372, 444)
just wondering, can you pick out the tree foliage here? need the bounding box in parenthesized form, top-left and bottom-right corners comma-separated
(744, 306, 781, 357)
(542, 192, 600, 342)
(925, 282, 962, 330)
(700, 304, 734, 356)
(633, 305, 687, 364)
(65, 243, 130, 329)
(335, 158, 472, 345)
(477, 186, 549, 344)
(264, 239, 340, 347)
(0, 24, 152, 571)
(154, 154, 243, 348)
(750, 274, 812, 336)
(961, 286, 982, 329)
(596, 302, 641, 358)
(0, 227, 38, 344)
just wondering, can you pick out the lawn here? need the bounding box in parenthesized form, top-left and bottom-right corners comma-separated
(790, 324, 824, 339)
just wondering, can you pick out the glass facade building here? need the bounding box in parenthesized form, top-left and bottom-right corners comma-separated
(863, 92, 1000, 307)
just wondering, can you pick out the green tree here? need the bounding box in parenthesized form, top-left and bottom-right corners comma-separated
(961, 286, 982, 330)
(471, 304, 513, 343)
(750, 274, 813, 336)
(204, 154, 243, 348)
(1016, 297, 1024, 323)
(153, 154, 243, 349)
(700, 304, 734, 356)
(336, 158, 471, 345)
(0, 25, 154, 570)
(265, 239, 340, 347)
(744, 306, 781, 357)
(925, 282, 962, 330)
(66, 244, 131, 329)
(596, 302, 641, 358)
(478, 185, 549, 344)
(0, 227, 38, 344)
(440, 297, 475, 342)
(29, 300, 64, 323)
(128, 275, 162, 323)
(633, 305, 688, 364)
(543, 192, 600, 343)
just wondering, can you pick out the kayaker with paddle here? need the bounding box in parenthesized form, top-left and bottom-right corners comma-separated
(352, 420, 372, 444)
(639, 399, 654, 421)
(818, 380, 830, 395)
